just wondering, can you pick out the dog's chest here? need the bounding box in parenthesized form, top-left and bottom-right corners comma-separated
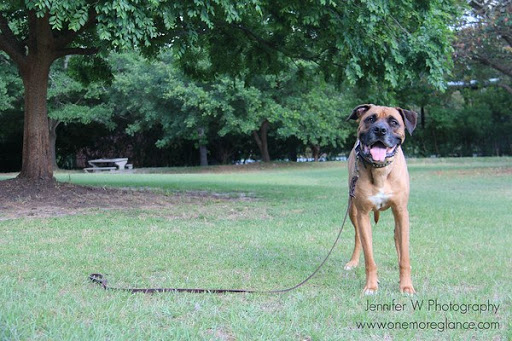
(368, 188, 392, 210)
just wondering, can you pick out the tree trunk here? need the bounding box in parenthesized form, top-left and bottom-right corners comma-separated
(49, 119, 61, 170)
(214, 142, 233, 164)
(198, 128, 208, 166)
(199, 145, 208, 166)
(312, 144, 320, 161)
(0, 10, 97, 181)
(420, 105, 425, 129)
(18, 58, 54, 180)
(433, 129, 439, 156)
(252, 119, 271, 162)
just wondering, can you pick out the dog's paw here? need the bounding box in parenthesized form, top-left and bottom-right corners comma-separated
(362, 283, 378, 296)
(400, 284, 415, 295)
(363, 288, 377, 296)
(344, 261, 359, 270)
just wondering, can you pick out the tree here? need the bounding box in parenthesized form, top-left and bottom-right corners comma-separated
(47, 57, 113, 169)
(0, 0, 460, 180)
(454, 1, 512, 93)
(0, 0, 266, 179)
(109, 52, 228, 166)
(110, 52, 281, 164)
(213, 77, 285, 162)
(186, 1, 460, 89)
(257, 65, 355, 161)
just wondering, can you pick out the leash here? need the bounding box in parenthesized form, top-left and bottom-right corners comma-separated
(89, 184, 356, 294)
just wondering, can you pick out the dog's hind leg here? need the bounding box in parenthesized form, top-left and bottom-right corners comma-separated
(392, 206, 415, 294)
(344, 202, 361, 270)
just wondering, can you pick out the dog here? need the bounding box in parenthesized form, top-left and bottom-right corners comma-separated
(345, 104, 417, 295)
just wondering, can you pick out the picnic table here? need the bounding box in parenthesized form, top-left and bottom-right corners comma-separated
(84, 158, 131, 173)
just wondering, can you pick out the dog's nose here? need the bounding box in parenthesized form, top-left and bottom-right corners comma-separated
(373, 126, 387, 136)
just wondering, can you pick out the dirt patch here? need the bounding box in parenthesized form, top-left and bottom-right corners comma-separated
(0, 178, 254, 221)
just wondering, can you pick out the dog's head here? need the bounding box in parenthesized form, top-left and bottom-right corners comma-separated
(347, 104, 417, 164)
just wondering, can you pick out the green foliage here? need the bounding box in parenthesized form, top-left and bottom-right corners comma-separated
(213, 78, 283, 136)
(108, 52, 356, 160)
(265, 66, 355, 149)
(48, 57, 114, 128)
(454, 1, 512, 81)
(109, 52, 222, 149)
(0, 54, 23, 171)
(49, 103, 113, 127)
(16, 0, 256, 50)
(410, 86, 512, 156)
(67, 55, 113, 86)
(5, 0, 497, 168)
(278, 85, 350, 147)
(190, 0, 461, 89)
(0, 54, 22, 112)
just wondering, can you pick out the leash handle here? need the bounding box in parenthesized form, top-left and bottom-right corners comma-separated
(89, 198, 352, 295)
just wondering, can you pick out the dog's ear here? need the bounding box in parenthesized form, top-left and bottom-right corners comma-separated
(396, 108, 418, 135)
(347, 104, 373, 121)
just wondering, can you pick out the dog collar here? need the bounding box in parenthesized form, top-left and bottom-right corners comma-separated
(355, 141, 396, 168)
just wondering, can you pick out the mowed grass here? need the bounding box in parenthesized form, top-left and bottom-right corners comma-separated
(1, 158, 511, 340)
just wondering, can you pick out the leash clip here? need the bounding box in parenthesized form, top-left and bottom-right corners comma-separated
(89, 273, 108, 290)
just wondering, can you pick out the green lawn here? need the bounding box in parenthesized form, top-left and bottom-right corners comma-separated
(1, 158, 511, 340)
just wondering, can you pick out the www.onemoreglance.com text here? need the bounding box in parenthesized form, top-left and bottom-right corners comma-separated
(356, 318, 499, 332)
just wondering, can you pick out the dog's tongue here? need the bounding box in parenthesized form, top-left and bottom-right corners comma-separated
(370, 144, 387, 162)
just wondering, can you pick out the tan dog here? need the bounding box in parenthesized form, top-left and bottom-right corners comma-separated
(345, 104, 417, 295)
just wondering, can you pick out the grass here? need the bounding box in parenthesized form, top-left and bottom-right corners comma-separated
(1, 158, 511, 340)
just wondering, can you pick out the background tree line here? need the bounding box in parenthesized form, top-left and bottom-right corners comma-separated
(0, 1, 510, 173)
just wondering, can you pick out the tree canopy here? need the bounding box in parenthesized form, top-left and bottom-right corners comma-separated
(0, 0, 461, 179)
(107, 51, 354, 165)
(453, 1, 512, 93)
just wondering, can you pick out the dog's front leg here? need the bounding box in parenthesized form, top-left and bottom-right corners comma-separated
(392, 206, 415, 294)
(356, 211, 378, 294)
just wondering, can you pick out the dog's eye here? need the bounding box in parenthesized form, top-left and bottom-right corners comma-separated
(389, 118, 399, 127)
(365, 115, 376, 124)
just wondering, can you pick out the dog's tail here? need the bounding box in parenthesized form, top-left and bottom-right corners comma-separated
(374, 211, 380, 224)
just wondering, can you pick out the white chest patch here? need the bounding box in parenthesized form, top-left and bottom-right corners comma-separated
(369, 189, 392, 210)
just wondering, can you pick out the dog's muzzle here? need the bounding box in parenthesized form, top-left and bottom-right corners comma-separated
(356, 136, 401, 168)
(361, 141, 399, 163)
(358, 123, 401, 166)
